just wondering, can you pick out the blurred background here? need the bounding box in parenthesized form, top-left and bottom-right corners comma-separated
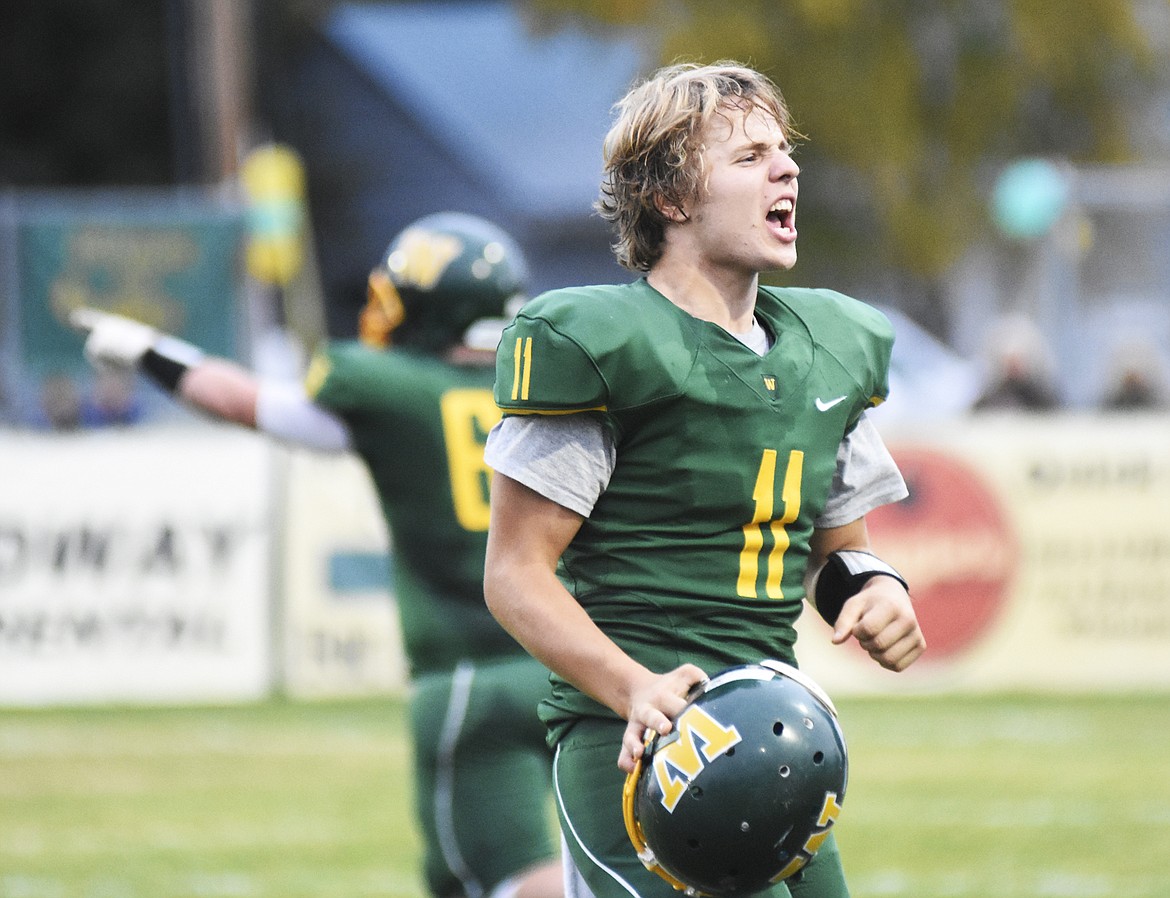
(2, 3, 1170, 897)
(3, 0, 1170, 420)
(1, 0, 1169, 697)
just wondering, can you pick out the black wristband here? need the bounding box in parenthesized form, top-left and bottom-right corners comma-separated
(141, 348, 189, 393)
(139, 335, 205, 394)
(810, 550, 908, 626)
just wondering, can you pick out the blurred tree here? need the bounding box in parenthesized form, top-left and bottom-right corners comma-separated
(522, 0, 1163, 334)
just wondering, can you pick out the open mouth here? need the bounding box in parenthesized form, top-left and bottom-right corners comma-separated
(767, 198, 796, 240)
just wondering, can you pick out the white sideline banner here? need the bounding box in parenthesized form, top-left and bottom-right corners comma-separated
(6, 414, 1169, 705)
(796, 413, 1170, 694)
(0, 427, 273, 705)
(278, 449, 407, 698)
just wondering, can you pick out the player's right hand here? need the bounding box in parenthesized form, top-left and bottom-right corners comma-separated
(618, 663, 708, 773)
(832, 574, 926, 672)
(69, 307, 159, 369)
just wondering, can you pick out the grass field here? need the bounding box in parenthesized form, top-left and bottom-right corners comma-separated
(1, 693, 1168, 898)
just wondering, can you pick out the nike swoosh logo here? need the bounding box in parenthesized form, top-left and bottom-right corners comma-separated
(815, 395, 847, 412)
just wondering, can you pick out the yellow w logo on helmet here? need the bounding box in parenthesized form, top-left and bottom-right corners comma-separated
(387, 228, 462, 290)
(652, 704, 741, 812)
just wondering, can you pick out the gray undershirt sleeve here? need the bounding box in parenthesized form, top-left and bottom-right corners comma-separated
(483, 414, 614, 518)
(813, 414, 908, 527)
(255, 379, 353, 452)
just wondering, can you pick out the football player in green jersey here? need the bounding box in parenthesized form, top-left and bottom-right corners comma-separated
(70, 213, 562, 898)
(482, 63, 926, 898)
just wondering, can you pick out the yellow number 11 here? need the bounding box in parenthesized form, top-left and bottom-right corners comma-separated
(737, 449, 804, 599)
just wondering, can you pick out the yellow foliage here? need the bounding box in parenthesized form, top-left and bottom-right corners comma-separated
(525, 0, 1159, 277)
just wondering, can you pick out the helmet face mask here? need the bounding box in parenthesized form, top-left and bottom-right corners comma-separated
(623, 661, 848, 897)
(362, 212, 528, 352)
(359, 268, 406, 348)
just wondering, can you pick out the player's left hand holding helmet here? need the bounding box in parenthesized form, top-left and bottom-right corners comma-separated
(623, 660, 847, 897)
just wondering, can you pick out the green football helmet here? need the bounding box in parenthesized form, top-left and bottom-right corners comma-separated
(361, 212, 528, 352)
(623, 660, 848, 897)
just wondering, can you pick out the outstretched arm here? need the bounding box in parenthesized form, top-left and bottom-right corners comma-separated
(806, 517, 926, 671)
(177, 357, 261, 426)
(484, 472, 707, 771)
(70, 307, 350, 451)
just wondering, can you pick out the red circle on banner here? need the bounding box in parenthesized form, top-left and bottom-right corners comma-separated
(864, 446, 1018, 659)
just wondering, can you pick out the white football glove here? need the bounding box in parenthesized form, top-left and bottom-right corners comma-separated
(69, 307, 159, 369)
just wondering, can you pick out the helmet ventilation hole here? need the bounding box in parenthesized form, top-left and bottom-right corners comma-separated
(778, 765, 791, 777)
(772, 721, 784, 736)
(725, 746, 736, 756)
(813, 750, 825, 764)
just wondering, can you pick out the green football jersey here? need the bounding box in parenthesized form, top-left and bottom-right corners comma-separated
(494, 279, 895, 727)
(307, 342, 521, 675)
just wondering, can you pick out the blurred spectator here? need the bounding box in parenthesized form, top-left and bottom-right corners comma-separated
(82, 368, 143, 426)
(972, 314, 1061, 412)
(1099, 338, 1169, 411)
(35, 373, 84, 430)
(30, 369, 143, 430)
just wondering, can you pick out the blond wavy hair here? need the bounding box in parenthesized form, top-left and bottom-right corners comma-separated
(596, 62, 799, 272)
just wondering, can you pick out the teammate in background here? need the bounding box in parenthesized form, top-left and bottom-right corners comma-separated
(482, 63, 926, 898)
(71, 212, 562, 898)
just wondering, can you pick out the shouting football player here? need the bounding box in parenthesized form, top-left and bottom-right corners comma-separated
(72, 212, 562, 898)
(483, 62, 926, 898)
